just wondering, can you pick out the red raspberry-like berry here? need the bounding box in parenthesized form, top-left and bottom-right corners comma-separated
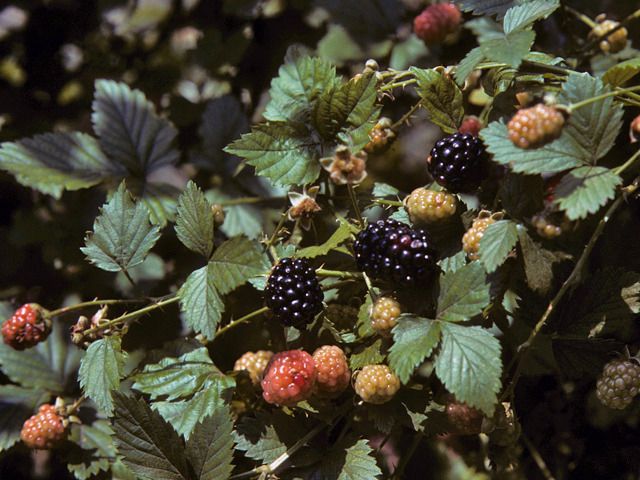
(596, 358, 640, 410)
(462, 211, 502, 261)
(508, 104, 565, 149)
(234, 350, 274, 385)
(2, 304, 50, 350)
(312, 345, 351, 398)
(261, 350, 316, 406)
(446, 401, 484, 435)
(370, 296, 401, 335)
(354, 364, 401, 404)
(630, 115, 640, 143)
(459, 116, 482, 137)
(589, 19, 628, 54)
(20, 404, 66, 449)
(404, 187, 458, 224)
(413, 3, 462, 45)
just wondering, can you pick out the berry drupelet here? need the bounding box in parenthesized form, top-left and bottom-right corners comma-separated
(234, 350, 274, 385)
(507, 104, 565, 149)
(261, 350, 317, 406)
(265, 258, 324, 327)
(596, 358, 640, 410)
(370, 296, 401, 335)
(353, 219, 439, 286)
(20, 404, 66, 449)
(427, 133, 488, 193)
(2, 304, 50, 350)
(312, 345, 351, 398)
(404, 187, 457, 224)
(354, 364, 401, 404)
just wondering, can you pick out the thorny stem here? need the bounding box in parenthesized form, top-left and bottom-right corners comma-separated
(502, 193, 629, 400)
(47, 298, 148, 317)
(214, 306, 269, 339)
(373, 198, 403, 208)
(347, 183, 364, 228)
(79, 296, 180, 339)
(228, 421, 331, 480)
(217, 196, 286, 206)
(265, 212, 288, 261)
(569, 85, 640, 111)
(380, 78, 418, 92)
(564, 5, 597, 28)
(393, 431, 423, 479)
(522, 432, 556, 480)
(613, 148, 640, 176)
(321, 279, 357, 291)
(390, 101, 423, 130)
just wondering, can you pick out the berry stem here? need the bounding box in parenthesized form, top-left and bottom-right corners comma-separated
(316, 269, 363, 280)
(217, 196, 286, 206)
(47, 298, 149, 317)
(503, 193, 627, 400)
(373, 198, 403, 208)
(347, 183, 364, 228)
(564, 5, 596, 28)
(79, 295, 180, 339)
(613, 148, 640, 176)
(265, 212, 288, 261)
(214, 306, 269, 339)
(380, 78, 418, 92)
(321, 279, 357, 291)
(392, 431, 423, 479)
(568, 85, 640, 112)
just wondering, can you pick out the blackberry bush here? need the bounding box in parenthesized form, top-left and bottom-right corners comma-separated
(2, 1, 640, 478)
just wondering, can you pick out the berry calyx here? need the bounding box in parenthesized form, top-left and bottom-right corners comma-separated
(312, 345, 351, 398)
(445, 401, 484, 435)
(596, 358, 640, 410)
(427, 133, 488, 193)
(265, 258, 324, 327)
(20, 404, 67, 449)
(353, 219, 439, 286)
(370, 296, 401, 335)
(589, 19, 628, 54)
(463, 211, 502, 261)
(404, 187, 457, 224)
(2, 304, 50, 350)
(459, 115, 482, 137)
(261, 350, 317, 406)
(364, 117, 396, 154)
(234, 350, 274, 385)
(507, 104, 565, 149)
(413, 3, 462, 46)
(354, 364, 401, 404)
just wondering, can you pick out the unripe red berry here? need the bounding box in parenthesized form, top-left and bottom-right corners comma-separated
(413, 3, 462, 46)
(2, 304, 50, 350)
(312, 345, 351, 398)
(261, 350, 316, 406)
(20, 404, 66, 449)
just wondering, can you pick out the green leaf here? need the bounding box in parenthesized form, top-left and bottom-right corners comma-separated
(356, 296, 375, 339)
(92, 80, 179, 177)
(185, 406, 235, 480)
(602, 57, 640, 86)
(0, 386, 49, 452)
(224, 123, 321, 187)
(0, 132, 120, 198)
(140, 181, 180, 227)
(264, 53, 338, 122)
(503, 0, 559, 35)
(175, 181, 215, 258)
(434, 322, 502, 415)
(372, 183, 400, 198)
(67, 420, 118, 480)
(558, 73, 624, 162)
(436, 262, 491, 323)
(153, 376, 235, 439)
(455, 0, 520, 18)
(79, 337, 126, 416)
(439, 251, 467, 273)
(337, 439, 382, 480)
(389, 316, 441, 384)
(455, 47, 485, 86)
(234, 411, 307, 463)
(482, 121, 581, 174)
(81, 182, 161, 272)
(349, 339, 385, 370)
(112, 393, 190, 480)
(297, 222, 353, 258)
(553, 166, 621, 220)
(313, 72, 379, 145)
(478, 220, 519, 273)
(410, 68, 463, 133)
(206, 189, 263, 240)
(0, 322, 81, 392)
(132, 348, 217, 401)
(179, 264, 225, 339)
(210, 237, 270, 295)
(480, 30, 535, 68)
(517, 230, 566, 294)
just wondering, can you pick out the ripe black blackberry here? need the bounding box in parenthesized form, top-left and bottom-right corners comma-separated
(265, 258, 324, 327)
(596, 358, 640, 410)
(427, 133, 488, 193)
(353, 219, 439, 286)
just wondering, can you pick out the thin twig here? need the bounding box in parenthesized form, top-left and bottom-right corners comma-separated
(522, 432, 556, 480)
(215, 306, 270, 339)
(47, 298, 148, 317)
(393, 431, 422, 479)
(390, 101, 422, 130)
(347, 183, 364, 229)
